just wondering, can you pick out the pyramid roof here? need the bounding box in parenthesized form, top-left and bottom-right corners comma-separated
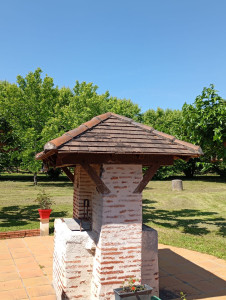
(36, 112, 203, 165)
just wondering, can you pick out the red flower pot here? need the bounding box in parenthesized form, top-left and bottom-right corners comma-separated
(38, 209, 52, 219)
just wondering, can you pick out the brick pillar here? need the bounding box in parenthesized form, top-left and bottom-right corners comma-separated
(91, 164, 143, 300)
(73, 165, 100, 219)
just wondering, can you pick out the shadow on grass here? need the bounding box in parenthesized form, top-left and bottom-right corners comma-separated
(38, 182, 73, 188)
(143, 200, 226, 237)
(145, 176, 225, 186)
(0, 174, 70, 182)
(0, 205, 68, 229)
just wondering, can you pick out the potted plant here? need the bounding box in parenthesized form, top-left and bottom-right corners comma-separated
(35, 190, 55, 219)
(114, 278, 153, 300)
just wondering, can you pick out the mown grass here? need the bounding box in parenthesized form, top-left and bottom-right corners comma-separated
(0, 173, 73, 234)
(143, 178, 226, 259)
(0, 173, 225, 259)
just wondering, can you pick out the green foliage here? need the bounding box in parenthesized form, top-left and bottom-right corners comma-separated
(181, 85, 226, 178)
(121, 277, 146, 293)
(0, 98, 21, 172)
(1, 69, 225, 180)
(1, 69, 141, 176)
(34, 190, 55, 209)
(143, 108, 182, 137)
(182, 85, 226, 171)
(180, 292, 187, 300)
(0, 70, 60, 175)
(42, 80, 142, 142)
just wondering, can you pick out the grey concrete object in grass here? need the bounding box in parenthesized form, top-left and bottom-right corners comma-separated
(172, 179, 183, 191)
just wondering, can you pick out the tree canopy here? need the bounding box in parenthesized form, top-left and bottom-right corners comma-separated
(181, 85, 226, 177)
(143, 108, 182, 137)
(1, 69, 225, 180)
(0, 68, 142, 181)
(182, 84, 226, 161)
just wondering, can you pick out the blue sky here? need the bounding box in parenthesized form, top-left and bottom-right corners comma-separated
(0, 0, 226, 112)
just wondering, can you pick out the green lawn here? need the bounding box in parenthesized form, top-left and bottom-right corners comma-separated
(0, 173, 73, 234)
(143, 177, 226, 259)
(0, 174, 225, 259)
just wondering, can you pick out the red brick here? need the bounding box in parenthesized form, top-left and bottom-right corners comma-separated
(101, 260, 123, 264)
(102, 280, 124, 285)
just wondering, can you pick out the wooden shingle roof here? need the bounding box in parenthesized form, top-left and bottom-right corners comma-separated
(36, 112, 203, 161)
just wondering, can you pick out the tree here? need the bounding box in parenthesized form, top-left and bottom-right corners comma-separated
(182, 84, 226, 177)
(143, 108, 190, 179)
(0, 116, 20, 173)
(0, 82, 21, 173)
(42, 81, 142, 142)
(143, 108, 182, 137)
(1, 71, 142, 181)
(0, 69, 59, 183)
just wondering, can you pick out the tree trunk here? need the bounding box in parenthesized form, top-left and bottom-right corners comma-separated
(34, 172, 37, 185)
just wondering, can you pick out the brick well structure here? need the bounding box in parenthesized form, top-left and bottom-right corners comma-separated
(36, 112, 203, 300)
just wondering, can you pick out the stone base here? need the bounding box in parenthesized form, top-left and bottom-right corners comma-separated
(142, 225, 159, 297)
(53, 219, 96, 300)
(40, 218, 49, 236)
(53, 219, 159, 300)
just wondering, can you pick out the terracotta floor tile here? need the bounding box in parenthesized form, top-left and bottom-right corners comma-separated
(10, 247, 30, 254)
(31, 250, 52, 256)
(0, 252, 12, 260)
(186, 267, 216, 279)
(0, 243, 8, 251)
(208, 277, 226, 288)
(160, 275, 182, 288)
(175, 272, 206, 283)
(30, 296, 56, 300)
(197, 260, 224, 270)
(0, 264, 17, 273)
(190, 279, 223, 293)
(27, 284, 56, 297)
(47, 274, 53, 282)
(162, 264, 191, 275)
(36, 259, 53, 268)
(0, 247, 10, 253)
(169, 283, 201, 297)
(16, 262, 42, 272)
(195, 290, 226, 299)
(35, 255, 53, 261)
(0, 279, 24, 291)
(199, 296, 226, 300)
(29, 245, 49, 251)
(159, 269, 169, 277)
(23, 276, 50, 287)
(1, 237, 225, 300)
(0, 288, 28, 300)
(14, 256, 37, 265)
(6, 239, 26, 248)
(19, 268, 44, 279)
(0, 258, 14, 266)
(42, 266, 53, 275)
(11, 251, 33, 259)
(0, 271, 20, 282)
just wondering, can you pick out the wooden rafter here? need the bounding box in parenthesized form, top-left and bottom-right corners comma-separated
(133, 164, 160, 194)
(61, 167, 74, 183)
(55, 153, 175, 168)
(81, 163, 110, 194)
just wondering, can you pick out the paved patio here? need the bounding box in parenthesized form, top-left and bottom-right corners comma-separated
(0, 236, 225, 300)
